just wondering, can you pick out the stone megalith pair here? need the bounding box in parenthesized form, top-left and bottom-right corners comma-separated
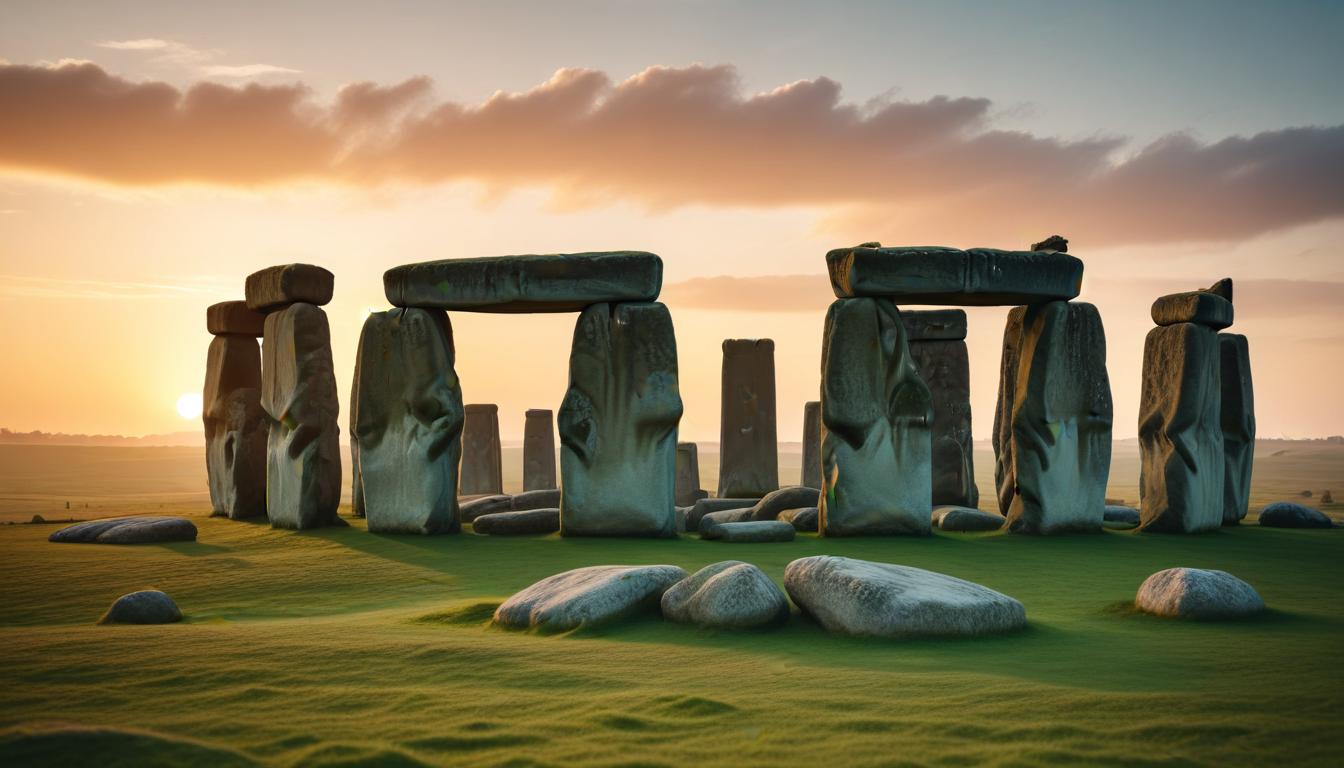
(203, 301, 268, 520)
(718, 339, 779, 498)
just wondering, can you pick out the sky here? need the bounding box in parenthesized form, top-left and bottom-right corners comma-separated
(1, 0, 1342, 443)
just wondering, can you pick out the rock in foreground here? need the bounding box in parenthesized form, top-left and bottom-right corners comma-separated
(472, 508, 560, 536)
(784, 556, 1025, 638)
(1135, 568, 1264, 619)
(661, 561, 789, 629)
(1257, 502, 1334, 529)
(98, 590, 182, 625)
(50, 517, 197, 545)
(493, 565, 688, 632)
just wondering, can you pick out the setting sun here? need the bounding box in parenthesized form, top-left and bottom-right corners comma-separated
(175, 392, 203, 420)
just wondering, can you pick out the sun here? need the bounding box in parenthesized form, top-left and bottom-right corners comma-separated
(176, 392, 203, 420)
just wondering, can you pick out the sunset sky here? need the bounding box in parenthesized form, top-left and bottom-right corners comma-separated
(2, 0, 1342, 443)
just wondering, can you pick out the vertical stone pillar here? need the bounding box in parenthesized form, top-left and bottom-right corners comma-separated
(351, 308, 464, 534)
(203, 301, 267, 520)
(675, 441, 707, 505)
(819, 298, 932, 536)
(1219, 333, 1255, 525)
(459, 404, 503, 495)
(994, 302, 1113, 533)
(522, 409, 558, 491)
(903, 310, 977, 508)
(718, 339, 779, 497)
(801, 401, 822, 489)
(559, 302, 682, 537)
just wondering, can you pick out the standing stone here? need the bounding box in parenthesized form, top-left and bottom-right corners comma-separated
(718, 339, 779, 498)
(523, 409, 557, 491)
(994, 302, 1113, 534)
(904, 310, 977, 508)
(559, 302, 682, 537)
(1138, 322, 1224, 533)
(801, 401, 822, 489)
(203, 318, 266, 520)
(351, 308, 464, 534)
(819, 298, 932, 536)
(261, 303, 342, 529)
(675, 442, 708, 506)
(1219, 333, 1255, 525)
(460, 404, 503, 496)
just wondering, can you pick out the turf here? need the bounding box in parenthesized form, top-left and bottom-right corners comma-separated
(2, 508, 1342, 767)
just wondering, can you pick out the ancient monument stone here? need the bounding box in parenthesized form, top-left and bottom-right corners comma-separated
(512, 488, 561, 510)
(98, 590, 182, 625)
(1151, 291, 1234, 330)
(701, 520, 796, 543)
(1258, 502, 1333, 529)
(994, 302, 1113, 533)
(50, 516, 197, 544)
(384, 251, 662, 312)
(522, 409, 557, 491)
(904, 309, 977, 508)
(661, 561, 790, 629)
(493, 564, 688, 632)
(685, 497, 761, 533)
(261, 303, 342, 529)
(351, 308, 463, 534)
(718, 339, 779, 498)
(472, 508, 560, 535)
(459, 494, 511, 521)
(675, 442, 708, 506)
(1219, 333, 1255, 525)
(801, 401, 822, 489)
(778, 506, 819, 532)
(203, 326, 266, 520)
(827, 246, 1083, 306)
(749, 486, 820, 521)
(245, 263, 334, 312)
(933, 506, 1005, 532)
(559, 302, 682, 537)
(206, 300, 265, 336)
(459, 404, 503, 496)
(820, 298, 932, 536)
(1135, 568, 1264, 619)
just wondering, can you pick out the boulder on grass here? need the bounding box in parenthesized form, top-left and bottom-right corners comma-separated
(933, 506, 1005, 532)
(511, 488, 562, 511)
(748, 486, 820, 521)
(493, 565, 688, 632)
(777, 507, 819, 532)
(472, 508, 559, 536)
(696, 507, 755, 534)
(1257, 502, 1334, 529)
(702, 520, 796, 543)
(98, 590, 182, 625)
(1104, 505, 1141, 526)
(1135, 568, 1264, 619)
(50, 516, 197, 545)
(661, 561, 789, 629)
(460, 495, 512, 522)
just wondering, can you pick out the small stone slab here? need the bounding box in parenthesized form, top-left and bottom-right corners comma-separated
(1136, 568, 1264, 619)
(686, 498, 760, 533)
(702, 520, 796, 542)
(1104, 505, 1141, 525)
(901, 308, 967, 341)
(1151, 291, 1234, 330)
(933, 506, 1005, 532)
(492, 564, 688, 632)
(749, 486, 820, 521)
(245, 264, 334, 311)
(206, 300, 265, 336)
(511, 488, 561, 511)
(472, 508, 560, 535)
(801, 401, 822, 489)
(827, 246, 1083, 305)
(785, 556, 1026, 637)
(50, 516, 197, 544)
(1257, 502, 1334, 529)
(697, 507, 755, 535)
(523, 409, 557, 491)
(98, 590, 182, 624)
(661, 561, 790, 629)
(384, 252, 662, 313)
(718, 339, 779, 497)
(778, 506, 818, 532)
(460, 495, 512, 521)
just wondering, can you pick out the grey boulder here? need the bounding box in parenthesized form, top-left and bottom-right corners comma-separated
(685, 497, 761, 533)
(472, 508, 560, 535)
(460, 495, 512, 521)
(493, 564, 688, 632)
(1135, 568, 1265, 619)
(697, 507, 755, 534)
(1257, 502, 1334, 529)
(702, 520, 796, 543)
(98, 590, 182, 625)
(50, 516, 197, 544)
(749, 486, 820, 521)
(777, 506, 819, 532)
(933, 506, 1005, 532)
(661, 561, 789, 629)
(511, 488, 562, 511)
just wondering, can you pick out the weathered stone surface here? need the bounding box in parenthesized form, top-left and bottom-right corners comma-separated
(50, 516, 197, 544)
(901, 308, 968, 341)
(777, 506, 819, 532)
(522, 409, 557, 491)
(995, 302, 1112, 534)
(933, 506, 1005, 532)
(459, 404, 502, 496)
(350, 441, 364, 519)
(1219, 334, 1255, 525)
(1257, 502, 1334, 529)
(493, 564, 688, 631)
(675, 442, 707, 506)
(384, 252, 662, 313)
(472, 508, 560, 535)
(351, 308, 463, 535)
(206, 300, 265, 336)
(784, 556, 1026, 637)
(906, 311, 977, 508)
(1207, 277, 1233, 302)
(801, 401, 822, 489)
(460, 494, 512, 521)
(1138, 322, 1223, 533)
(827, 246, 1083, 306)
(718, 339, 779, 498)
(203, 335, 266, 520)
(820, 299, 932, 536)
(98, 590, 182, 625)
(261, 303, 341, 529)
(686, 497, 761, 533)
(245, 264, 334, 312)
(661, 561, 790, 628)
(512, 488, 561, 511)
(697, 507, 756, 534)
(702, 520, 796, 542)
(1030, 235, 1068, 253)
(1135, 568, 1265, 618)
(1151, 291, 1234, 330)
(1104, 505, 1141, 525)
(749, 486, 820, 521)
(559, 302, 682, 537)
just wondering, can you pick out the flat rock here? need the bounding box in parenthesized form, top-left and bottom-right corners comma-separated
(206, 300, 265, 336)
(1104, 505, 1141, 525)
(827, 246, 1083, 305)
(661, 561, 789, 629)
(1135, 567, 1265, 618)
(1257, 502, 1334, 529)
(98, 590, 182, 624)
(493, 564, 688, 631)
(901, 308, 967, 341)
(512, 488, 561, 511)
(702, 520, 796, 542)
(245, 263, 334, 311)
(686, 497, 761, 533)
(718, 339, 780, 497)
(460, 495, 512, 522)
(784, 556, 1026, 637)
(749, 486, 820, 521)
(778, 506, 818, 532)
(384, 252, 662, 313)
(697, 507, 755, 534)
(933, 506, 1004, 532)
(1151, 291, 1234, 330)
(50, 516, 197, 544)
(472, 508, 560, 535)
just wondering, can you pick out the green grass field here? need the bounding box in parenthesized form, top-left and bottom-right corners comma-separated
(2, 442, 1343, 766)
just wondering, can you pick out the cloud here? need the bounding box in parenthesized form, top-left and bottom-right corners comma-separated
(0, 274, 232, 300)
(95, 38, 293, 78)
(1, 60, 1341, 245)
(200, 63, 302, 78)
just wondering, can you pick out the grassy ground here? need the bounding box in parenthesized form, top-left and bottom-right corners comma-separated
(2, 505, 1342, 766)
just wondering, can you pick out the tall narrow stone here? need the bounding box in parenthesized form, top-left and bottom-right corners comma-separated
(1219, 333, 1255, 525)
(203, 319, 266, 520)
(994, 302, 1113, 533)
(718, 339, 779, 497)
(351, 308, 464, 534)
(260, 303, 341, 529)
(523, 409, 557, 491)
(675, 442, 707, 506)
(559, 302, 682, 537)
(801, 401, 822, 490)
(819, 298, 932, 536)
(459, 404, 503, 496)
(903, 309, 977, 508)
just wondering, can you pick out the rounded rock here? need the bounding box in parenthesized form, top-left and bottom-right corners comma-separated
(1257, 502, 1334, 529)
(99, 590, 182, 625)
(661, 561, 789, 629)
(1135, 567, 1265, 619)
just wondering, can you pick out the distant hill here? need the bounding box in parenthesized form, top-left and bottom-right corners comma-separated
(0, 428, 203, 447)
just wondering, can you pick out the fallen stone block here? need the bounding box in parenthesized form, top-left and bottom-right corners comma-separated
(933, 506, 1004, 532)
(661, 561, 789, 628)
(701, 520, 796, 543)
(493, 564, 688, 631)
(50, 516, 198, 544)
(472, 508, 560, 535)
